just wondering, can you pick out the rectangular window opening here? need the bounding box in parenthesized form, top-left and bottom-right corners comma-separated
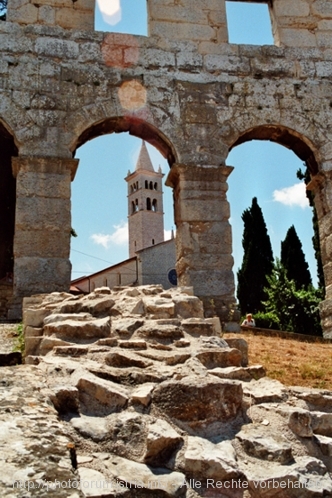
(226, 1, 274, 46)
(95, 0, 147, 35)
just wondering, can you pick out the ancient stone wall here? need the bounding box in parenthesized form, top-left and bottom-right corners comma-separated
(1, 0, 332, 335)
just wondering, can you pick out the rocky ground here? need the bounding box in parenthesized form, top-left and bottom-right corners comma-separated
(0, 285, 332, 497)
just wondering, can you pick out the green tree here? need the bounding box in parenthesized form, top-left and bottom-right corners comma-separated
(281, 225, 312, 289)
(237, 197, 274, 314)
(263, 259, 322, 336)
(0, 0, 7, 21)
(297, 167, 325, 294)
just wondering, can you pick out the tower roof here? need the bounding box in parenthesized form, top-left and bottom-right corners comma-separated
(135, 141, 155, 173)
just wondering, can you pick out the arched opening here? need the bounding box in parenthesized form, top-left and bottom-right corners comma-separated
(152, 199, 157, 212)
(70, 118, 177, 290)
(227, 126, 322, 332)
(149, 181, 153, 190)
(0, 121, 17, 317)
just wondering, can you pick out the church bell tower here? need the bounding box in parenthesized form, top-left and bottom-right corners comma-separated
(125, 141, 164, 258)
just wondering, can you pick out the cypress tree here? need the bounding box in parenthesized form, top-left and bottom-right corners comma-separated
(297, 167, 325, 294)
(237, 197, 274, 314)
(281, 225, 312, 289)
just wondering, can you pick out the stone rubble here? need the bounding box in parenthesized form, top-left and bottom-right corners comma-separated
(0, 285, 331, 497)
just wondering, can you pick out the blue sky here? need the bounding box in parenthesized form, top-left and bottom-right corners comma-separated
(71, 1, 317, 287)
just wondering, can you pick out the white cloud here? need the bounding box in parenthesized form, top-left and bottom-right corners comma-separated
(96, 0, 121, 25)
(273, 182, 309, 209)
(91, 221, 128, 248)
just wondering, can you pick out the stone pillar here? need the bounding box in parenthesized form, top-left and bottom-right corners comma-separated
(10, 156, 78, 318)
(166, 163, 236, 323)
(307, 170, 332, 338)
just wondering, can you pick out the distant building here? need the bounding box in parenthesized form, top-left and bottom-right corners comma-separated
(71, 142, 176, 293)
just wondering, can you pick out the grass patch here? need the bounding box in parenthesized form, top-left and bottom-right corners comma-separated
(13, 323, 24, 354)
(225, 331, 332, 390)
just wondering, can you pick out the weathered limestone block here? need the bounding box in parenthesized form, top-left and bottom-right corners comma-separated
(43, 316, 111, 341)
(77, 467, 118, 497)
(23, 308, 51, 328)
(136, 323, 184, 341)
(210, 365, 266, 382)
(119, 340, 147, 350)
(195, 348, 242, 369)
(144, 419, 182, 466)
(243, 378, 288, 405)
(105, 351, 153, 369)
(131, 383, 155, 407)
(104, 455, 186, 497)
(247, 456, 332, 497)
(38, 337, 73, 355)
(25, 326, 43, 338)
(53, 345, 90, 357)
(237, 424, 294, 464)
(224, 338, 249, 367)
(71, 415, 109, 442)
(72, 370, 129, 416)
(79, 295, 116, 317)
(152, 376, 243, 428)
(143, 297, 175, 318)
(183, 437, 240, 480)
(311, 412, 332, 437)
(290, 387, 332, 412)
(113, 319, 144, 337)
(288, 409, 313, 438)
(181, 318, 216, 336)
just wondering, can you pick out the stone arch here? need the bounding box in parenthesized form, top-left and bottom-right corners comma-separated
(225, 123, 332, 335)
(72, 116, 178, 168)
(228, 124, 319, 175)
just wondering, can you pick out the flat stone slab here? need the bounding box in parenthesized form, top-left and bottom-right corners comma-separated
(181, 318, 215, 336)
(44, 316, 111, 341)
(105, 351, 152, 369)
(77, 467, 119, 497)
(131, 383, 155, 406)
(71, 415, 109, 442)
(209, 365, 266, 381)
(195, 348, 242, 369)
(72, 369, 129, 416)
(184, 436, 240, 480)
(236, 423, 294, 464)
(136, 323, 184, 341)
(242, 378, 288, 404)
(311, 412, 332, 437)
(104, 455, 186, 497)
(118, 340, 147, 350)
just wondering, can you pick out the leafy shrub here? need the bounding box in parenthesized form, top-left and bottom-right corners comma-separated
(254, 311, 280, 330)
